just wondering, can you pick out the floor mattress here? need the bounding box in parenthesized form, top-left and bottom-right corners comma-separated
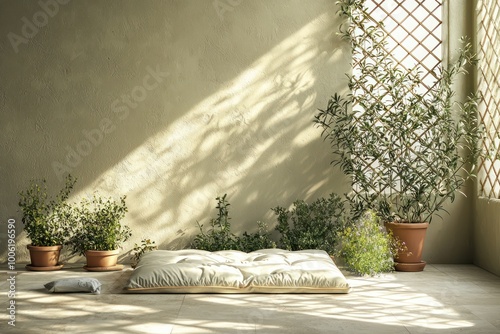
(125, 248, 351, 293)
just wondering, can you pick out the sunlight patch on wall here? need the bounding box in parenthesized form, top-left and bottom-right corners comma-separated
(72, 12, 338, 244)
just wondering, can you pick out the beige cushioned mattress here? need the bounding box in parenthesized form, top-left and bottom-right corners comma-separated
(125, 249, 351, 293)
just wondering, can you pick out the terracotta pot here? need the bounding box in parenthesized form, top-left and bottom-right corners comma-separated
(27, 245, 62, 268)
(385, 222, 429, 272)
(85, 249, 120, 268)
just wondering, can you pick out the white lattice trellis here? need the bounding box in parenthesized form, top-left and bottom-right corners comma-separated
(477, 0, 500, 198)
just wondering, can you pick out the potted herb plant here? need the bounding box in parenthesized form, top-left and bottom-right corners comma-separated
(315, 0, 483, 271)
(70, 194, 131, 271)
(18, 175, 77, 270)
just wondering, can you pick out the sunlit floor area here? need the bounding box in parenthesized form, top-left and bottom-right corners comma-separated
(1, 264, 500, 333)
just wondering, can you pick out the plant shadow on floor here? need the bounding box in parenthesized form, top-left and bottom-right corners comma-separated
(7, 268, 487, 333)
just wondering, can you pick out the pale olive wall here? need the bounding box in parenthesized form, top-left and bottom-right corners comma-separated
(420, 0, 477, 265)
(0, 0, 478, 265)
(474, 199, 500, 276)
(472, 0, 500, 277)
(0, 0, 352, 263)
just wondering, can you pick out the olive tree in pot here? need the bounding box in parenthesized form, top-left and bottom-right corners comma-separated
(69, 194, 131, 271)
(18, 175, 77, 270)
(315, 0, 483, 271)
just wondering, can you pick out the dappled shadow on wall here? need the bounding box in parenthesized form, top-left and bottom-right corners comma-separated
(76, 11, 349, 251)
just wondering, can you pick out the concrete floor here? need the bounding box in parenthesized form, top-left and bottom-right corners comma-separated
(1, 264, 500, 333)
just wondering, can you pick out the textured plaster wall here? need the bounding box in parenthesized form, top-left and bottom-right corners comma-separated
(0, 0, 351, 263)
(473, 0, 500, 276)
(419, 0, 477, 265)
(474, 199, 500, 276)
(0, 0, 474, 265)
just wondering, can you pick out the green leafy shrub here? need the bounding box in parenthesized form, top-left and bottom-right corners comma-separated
(236, 221, 276, 252)
(337, 210, 403, 276)
(192, 194, 275, 252)
(69, 194, 131, 255)
(18, 175, 77, 246)
(315, 0, 483, 224)
(192, 194, 237, 251)
(130, 238, 158, 268)
(273, 193, 345, 254)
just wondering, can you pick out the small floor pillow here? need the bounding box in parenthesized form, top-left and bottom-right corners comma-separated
(44, 277, 102, 294)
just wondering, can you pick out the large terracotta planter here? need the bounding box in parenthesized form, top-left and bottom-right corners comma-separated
(84, 249, 122, 271)
(27, 245, 63, 271)
(385, 222, 429, 272)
